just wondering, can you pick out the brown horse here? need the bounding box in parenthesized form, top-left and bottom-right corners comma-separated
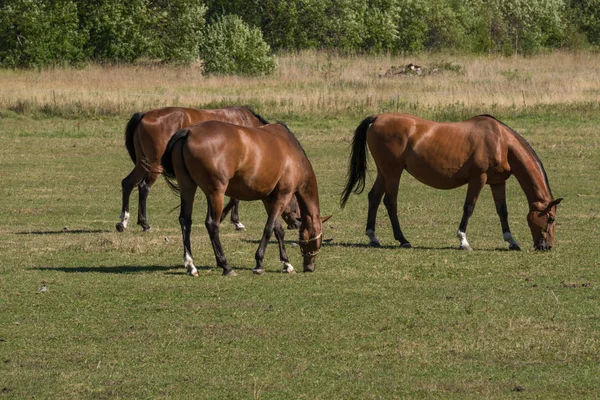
(117, 106, 300, 233)
(341, 113, 562, 251)
(161, 120, 330, 276)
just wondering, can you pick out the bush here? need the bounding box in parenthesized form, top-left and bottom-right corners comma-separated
(569, 0, 600, 46)
(200, 15, 275, 76)
(78, 0, 150, 63)
(146, 0, 207, 64)
(0, 0, 87, 68)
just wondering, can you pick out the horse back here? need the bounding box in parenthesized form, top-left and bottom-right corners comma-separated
(182, 121, 308, 200)
(368, 113, 511, 189)
(134, 106, 266, 167)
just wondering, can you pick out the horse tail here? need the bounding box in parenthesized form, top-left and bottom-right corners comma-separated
(124, 112, 144, 164)
(340, 115, 377, 208)
(160, 129, 189, 193)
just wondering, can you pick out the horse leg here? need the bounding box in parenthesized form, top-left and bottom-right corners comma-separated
(274, 218, 294, 273)
(179, 185, 198, 276)
(456, 174, 487, 251)
(137, 171, 159, 232)
(365, 172, 385, 247)
(382, 173, 411, 248)
(116, 164, 145, 232)
(253, 197, 289, 275)
(490, 182, 521, 251)
(220, 198, 245, 231)
(206, 194, 235, 276)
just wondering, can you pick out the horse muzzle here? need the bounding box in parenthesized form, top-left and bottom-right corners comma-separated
(535, 241, 552, 251)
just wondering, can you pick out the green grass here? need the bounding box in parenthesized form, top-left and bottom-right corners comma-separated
(0, 109, 599, 399)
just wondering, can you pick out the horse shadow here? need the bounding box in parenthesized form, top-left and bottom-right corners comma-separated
(31, 265, 185, 274)
(31, 263, 286, 275)
(16, 229, 111, 235)
(241, 238, 512, 252)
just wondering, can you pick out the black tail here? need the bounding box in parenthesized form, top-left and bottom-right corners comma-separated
(124, 112, 144, 164)
(160, 129, 189, 193)
(340, 116, 377, 208)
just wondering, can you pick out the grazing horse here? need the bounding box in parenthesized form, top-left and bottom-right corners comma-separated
(117, 106, 300, 232)
(161, 120, 330, 276)
(341, 113, 562, 251)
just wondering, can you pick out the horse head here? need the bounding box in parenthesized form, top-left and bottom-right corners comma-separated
(298, 215, 332, 271)
(527, 198, 562, 250)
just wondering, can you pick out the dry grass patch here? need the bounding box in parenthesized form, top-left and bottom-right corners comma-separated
(1, 51, 600, 117)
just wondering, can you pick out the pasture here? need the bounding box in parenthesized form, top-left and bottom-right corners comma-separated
(1, 52, 599, 398)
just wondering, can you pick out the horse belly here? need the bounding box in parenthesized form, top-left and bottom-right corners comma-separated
(405, 157, 470, 190)
(225, 172, 279, 201)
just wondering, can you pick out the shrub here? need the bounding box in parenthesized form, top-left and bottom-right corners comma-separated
(78, 0, 150, 63)
(568, 0, 600, 46)
(0, 0, 87, 68)
(200, 15, 275, 76)
(147, 0, 207, 64)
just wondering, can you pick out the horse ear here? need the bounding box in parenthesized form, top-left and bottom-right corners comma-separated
(541, 198, 564, 215)
(321, 215, 332, 223)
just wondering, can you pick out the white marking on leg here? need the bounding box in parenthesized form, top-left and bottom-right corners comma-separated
(233, 221, 246, 230)
(503, 232, 520, 248)
(184, 253, 198, 276)
(366, 229, 381, 246)
(120, 211, 130, 229)
(282, 262, 295, 274)
(457, 230, 472, 251)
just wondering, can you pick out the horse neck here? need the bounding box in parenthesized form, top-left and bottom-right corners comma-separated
(295, 173, 322, 237)
(508, 138, 553, 210)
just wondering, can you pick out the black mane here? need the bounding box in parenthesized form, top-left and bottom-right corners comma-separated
(276, 120, 308, 158)
(479, 114, 553, 198)
(243, 106, 270, 125)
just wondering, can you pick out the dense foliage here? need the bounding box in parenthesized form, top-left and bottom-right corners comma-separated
(1, 0, 599, 71)
(201, 15, 275, 75)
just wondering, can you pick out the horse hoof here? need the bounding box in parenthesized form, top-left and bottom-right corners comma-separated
(369, 241, 381, 248)
(252, 268, 265, 275)
(509, 244, 521, 251)
(282, 264, 296, 274)
(234, 222, 246, 231)
(459, 245, 473, 251)
(142, 226, 152, 232)
(223, 269, 237, 277)
(115, 223, 125, 232)
(401, 242, 412, 249)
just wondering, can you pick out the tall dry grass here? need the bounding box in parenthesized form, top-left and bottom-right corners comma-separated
(1, 51, 599, 118)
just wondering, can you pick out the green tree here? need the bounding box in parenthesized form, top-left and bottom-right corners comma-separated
(0, 0, 87, 68)
(395, 0, 428, 53)
(147, 0, 207, 64)
(77, 0, 150, 63)
(568, 0, 600, 45)
(201, 14, 275, 76)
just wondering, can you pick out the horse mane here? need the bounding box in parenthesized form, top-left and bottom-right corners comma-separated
(275, 120, 308, 158)
(242, 106, 270, 125)
(479, 114, 553, 198)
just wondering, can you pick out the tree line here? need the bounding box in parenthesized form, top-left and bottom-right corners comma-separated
(1, 0, 599, 74)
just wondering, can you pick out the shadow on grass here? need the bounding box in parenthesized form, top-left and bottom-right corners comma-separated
(241, 238, 512, 252)
(16, 229, 111, 235)
(32, 265, 188, 274)
(31, 264, 289, 275)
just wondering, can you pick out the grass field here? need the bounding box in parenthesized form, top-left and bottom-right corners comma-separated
(1, 52, 599, 399)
